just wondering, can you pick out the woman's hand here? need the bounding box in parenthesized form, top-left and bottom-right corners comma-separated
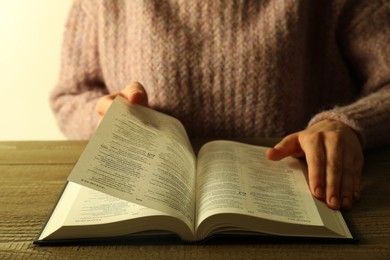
(95, 82, 148, 125)
(266, 119, 364, 210)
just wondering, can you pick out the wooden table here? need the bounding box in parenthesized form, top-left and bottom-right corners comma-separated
(0, 140, 389, 259)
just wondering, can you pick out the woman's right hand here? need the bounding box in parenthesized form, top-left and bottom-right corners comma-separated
(95, 82, 149, 126)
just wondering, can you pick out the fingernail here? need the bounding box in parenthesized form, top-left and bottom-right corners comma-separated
(329, 195, 340, 209)
(315, 187, 324, 199)
(273, 143, 283, 149)
(353, 191, 361, 202)
(342, 197, 352, 210)
(129, 90, 142, 98)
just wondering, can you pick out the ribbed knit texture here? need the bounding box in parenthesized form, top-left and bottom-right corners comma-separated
(50, 0, 390, 148)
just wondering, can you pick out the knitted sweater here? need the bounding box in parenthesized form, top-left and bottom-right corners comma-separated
(50, 0, 390, 148)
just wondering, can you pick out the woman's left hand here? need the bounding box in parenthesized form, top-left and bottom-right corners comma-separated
(266, 119, 364, 210)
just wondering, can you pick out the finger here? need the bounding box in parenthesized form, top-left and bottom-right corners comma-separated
(122, 82, 148, 106)
(95, 94, 116, 117)
(340, 151, 355, 210)
(266, 133, 303, 161)
(299, 133, 326, 201)
(96, 117, 103, 128)
(353, 154, 364, 202)
(324, 133, 343, 210)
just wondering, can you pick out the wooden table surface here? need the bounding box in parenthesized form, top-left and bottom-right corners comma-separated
(0, 140, 389, 259)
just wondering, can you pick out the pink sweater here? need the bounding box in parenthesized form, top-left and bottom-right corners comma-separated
(50, 0, 390, 148)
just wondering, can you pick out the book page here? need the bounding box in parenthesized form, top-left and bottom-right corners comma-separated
(196, 141, 323, 227)
(68, 97, 196, 229)
(39, 181, 166, 240)
(39, 182, 195, 241)
(64, 182, 168, 226)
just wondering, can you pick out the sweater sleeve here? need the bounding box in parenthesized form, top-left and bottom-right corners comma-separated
(308, 1, 390, 149)
(49, 0, 107, 140)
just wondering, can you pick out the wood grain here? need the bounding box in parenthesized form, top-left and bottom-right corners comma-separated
(0, 141, 389, 259)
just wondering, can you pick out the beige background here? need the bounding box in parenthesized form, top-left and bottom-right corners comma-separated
(0, 0, 73, 140)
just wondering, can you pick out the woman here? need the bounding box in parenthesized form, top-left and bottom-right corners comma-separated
(50, 0, 390, 210)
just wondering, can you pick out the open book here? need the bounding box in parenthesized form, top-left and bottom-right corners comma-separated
(35, 96, 355, 244)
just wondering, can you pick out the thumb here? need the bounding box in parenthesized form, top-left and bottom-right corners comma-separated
(266, 133, 304, 161)
(122, 82, 149, 107)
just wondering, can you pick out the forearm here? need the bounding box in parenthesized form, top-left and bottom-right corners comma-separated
(309, 85, 390, 150)
(50, 0, 105, 139)
(50, 89, 105, 140)
(310, 1, 390, 149)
